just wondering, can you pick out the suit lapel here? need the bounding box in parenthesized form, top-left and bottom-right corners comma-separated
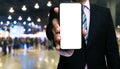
(87, 4, 98, 48)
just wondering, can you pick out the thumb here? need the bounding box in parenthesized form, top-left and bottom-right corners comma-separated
(54, 7, 59, 14)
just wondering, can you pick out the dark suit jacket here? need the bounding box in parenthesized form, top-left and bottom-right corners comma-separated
(46, 4, 120, 69)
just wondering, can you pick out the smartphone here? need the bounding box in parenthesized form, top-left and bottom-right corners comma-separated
(60, 3, 82, 49)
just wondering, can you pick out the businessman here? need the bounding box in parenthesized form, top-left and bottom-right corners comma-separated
(46, 0, 120, 69)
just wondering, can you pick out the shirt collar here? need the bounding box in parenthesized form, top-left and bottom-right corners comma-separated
(83, 0, 90, 10)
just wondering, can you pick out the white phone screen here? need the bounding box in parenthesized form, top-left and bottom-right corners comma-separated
(60, 3, 82, 49)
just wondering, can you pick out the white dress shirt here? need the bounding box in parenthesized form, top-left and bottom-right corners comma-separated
(58, 0, 90, 57)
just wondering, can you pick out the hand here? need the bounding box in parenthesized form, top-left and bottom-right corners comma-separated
(52, 7, 87, 50)
(52, 7, 61, 50)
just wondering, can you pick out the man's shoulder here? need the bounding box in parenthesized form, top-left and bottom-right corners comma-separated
(90, 3, 110, 12)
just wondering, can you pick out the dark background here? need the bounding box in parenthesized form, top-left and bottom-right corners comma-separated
(0, 0, 119, 34)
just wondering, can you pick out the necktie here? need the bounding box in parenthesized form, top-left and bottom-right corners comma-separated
(83, 6, 88, 69)
(82, 6, 88, 43)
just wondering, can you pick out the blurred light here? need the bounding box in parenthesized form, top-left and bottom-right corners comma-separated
(28, 28, 31, 31)
(48, 13, 50, 17)
(37, 18, 41, 22)
(9, 7, 14, 13)
(47, 1, 52, 7)
(0, 62, 3, 67)
(34, 3, 40, 9)
(44, 58, 48, 63)
(28, 23, 31, 26)
(44, 25, 47, 28)
(22, 5, 27, 11)
(23, 21, 26, 25)
(13, 21, 17, 24)
(6, 21, 10, 25)
(8, 15, 12, 20)
(27, 17, 31, 21)
(0, 21, 3, 25)
(18, 16, 22, 21)
(23, 29, 26, 32)
(31, 22, 35, 26)
(35, 25, 39, 28)
(117, 25, 120, 28)
(51, 58, 55, 64)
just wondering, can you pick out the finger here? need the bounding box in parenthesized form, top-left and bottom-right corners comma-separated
(54, 33, 61, 41)
(52, 18, 60, 33)
(82, 29, 87, 36)
(55, 43, 60, 50)
(53, 33, 61, 50)
(54, 7, 59, 14)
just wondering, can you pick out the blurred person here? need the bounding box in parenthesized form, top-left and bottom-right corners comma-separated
(25, 37, 31, 49)
(40, 37, 47, 49)
(34, 37, 39, 49)
(13, 37, 20, 55)
(0, 38, 4, 54)
(19, 38, 25, 49)
(7, 37, 13, 54)
(30, 38, 34, 47)
(2, 38, 7, 56)
(46, 0, 120, 69)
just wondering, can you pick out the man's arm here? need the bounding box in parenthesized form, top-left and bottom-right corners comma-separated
(105, 9, 120, 69)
